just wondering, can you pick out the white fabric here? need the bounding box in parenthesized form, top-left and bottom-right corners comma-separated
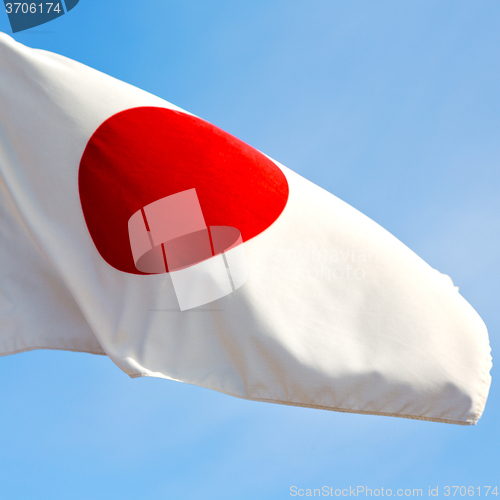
(0, 34, 491, 424)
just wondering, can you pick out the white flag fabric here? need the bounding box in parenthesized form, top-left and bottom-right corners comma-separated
(0, 33, 492, 425)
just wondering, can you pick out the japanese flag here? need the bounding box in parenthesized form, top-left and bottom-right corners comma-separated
(0, 33, 491, 425)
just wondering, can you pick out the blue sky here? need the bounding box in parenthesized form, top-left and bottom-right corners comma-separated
(0, 1, 499, 499)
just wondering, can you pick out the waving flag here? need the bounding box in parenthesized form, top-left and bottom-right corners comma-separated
(0, 33, 491, 424)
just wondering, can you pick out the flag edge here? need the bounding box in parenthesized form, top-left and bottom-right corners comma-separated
(129, 372, 478, 426)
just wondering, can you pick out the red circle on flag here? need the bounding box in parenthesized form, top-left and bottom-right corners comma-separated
(78, 107, 289, 275)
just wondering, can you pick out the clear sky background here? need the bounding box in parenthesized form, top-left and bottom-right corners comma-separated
(0, 1, 499, 499)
